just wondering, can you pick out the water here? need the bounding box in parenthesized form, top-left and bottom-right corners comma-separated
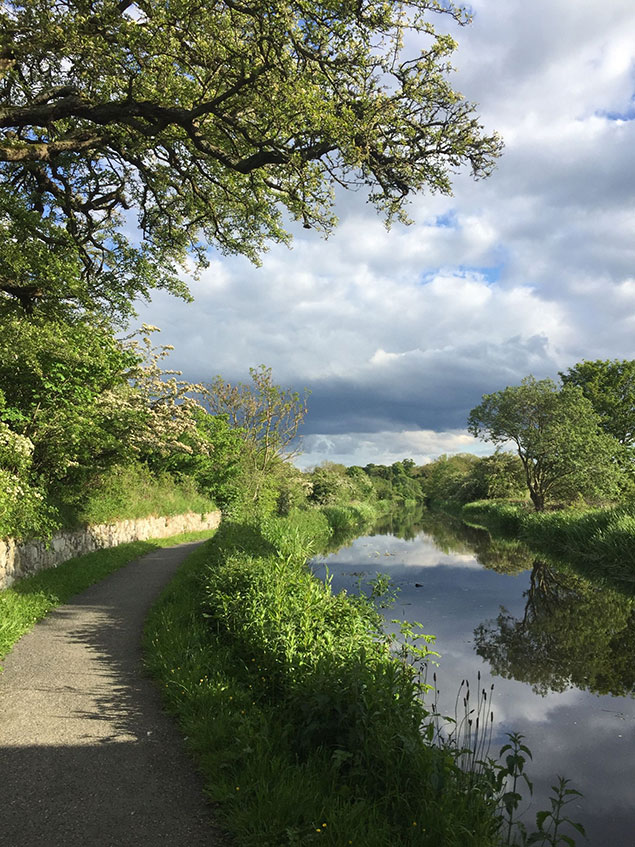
(311, 511, 635, 847)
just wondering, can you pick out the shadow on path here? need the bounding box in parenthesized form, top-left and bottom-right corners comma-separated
(0, 543, 226, 847)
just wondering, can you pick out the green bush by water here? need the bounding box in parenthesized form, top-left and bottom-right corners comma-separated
(144, 507, 507, 846)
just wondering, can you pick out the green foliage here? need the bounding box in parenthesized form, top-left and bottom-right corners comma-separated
(560, 359, 635, 447)
(473, 452, 526, 500)
(462, 499, 635, 588)
(149, 410, 244, 513)
(524, 778, 586, 847)
(495, 732, 534, 846)
(274, 462, 315, 517)
(204, 366, 309, 508)
(144, 511, 510, 847)
(0, 396, 56, 538)
(0, 317, 211, 538)
(0, 318, 204, 482)
(0, 315, 138, 483)
(412, 451, 524, 510)
(308, 462, 368, 505)
(60, 462, 216, 528)
(319, 502, 377, 536)
(0, 0, 501, 317)
(463, 500, 527, 535)
(361, 460, 425, 505)
(468, 376, 625, 510)
(0, 528, 217, 662)
(420, 453, 486, 505)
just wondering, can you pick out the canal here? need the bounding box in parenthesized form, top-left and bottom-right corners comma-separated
(311, 510, 635, 847)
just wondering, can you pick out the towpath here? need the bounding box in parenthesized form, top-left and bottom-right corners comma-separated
(0, 541, 226, 846)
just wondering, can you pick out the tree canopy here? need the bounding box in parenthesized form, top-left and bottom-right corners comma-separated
(0, 0, 501, 317)
(468, 376, 624, 510)
(560, 359, 635, 448)
(203, 365, 308, 502)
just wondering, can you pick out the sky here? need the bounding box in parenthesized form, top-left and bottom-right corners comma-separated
(136, 0, 635, 469)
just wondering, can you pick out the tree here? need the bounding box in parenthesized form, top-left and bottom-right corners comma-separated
(0, 0, 501, 317)
(420, 452, 484, 505)
(0, 391, 56, 538)
(309, 462, 352, 505)
(469, 450, 526, 500)
(148, 409, 245, 512)
(560, 359, 635, 447)
(0, 319, 205, 493)
(468, 377, 624, 511)
(203, 365, 308, 500)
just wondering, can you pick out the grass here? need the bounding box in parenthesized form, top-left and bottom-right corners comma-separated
(51, 463, 217, 530)
(144, 507, 505, 847)
(0, 528, 216, 663)
(462, 499, 635, 590)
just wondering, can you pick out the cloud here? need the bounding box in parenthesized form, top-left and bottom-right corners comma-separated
(137, 0, 635, 465)
(296, 429, 492, 469)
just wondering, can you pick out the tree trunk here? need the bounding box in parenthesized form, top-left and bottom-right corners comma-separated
(529, 488, 545, 511)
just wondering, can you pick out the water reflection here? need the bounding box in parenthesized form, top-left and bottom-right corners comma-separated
(312, 510, 635, 847)
(367, 506, 430, 540)
(475, 560, 635, 698)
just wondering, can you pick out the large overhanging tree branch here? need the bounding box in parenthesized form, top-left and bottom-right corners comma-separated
(0, 0, 502, 317)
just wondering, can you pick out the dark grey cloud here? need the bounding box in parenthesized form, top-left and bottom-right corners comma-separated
(300, 334, 556, 435)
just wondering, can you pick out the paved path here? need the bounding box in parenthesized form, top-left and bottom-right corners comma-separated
(0, 542, 226, 846)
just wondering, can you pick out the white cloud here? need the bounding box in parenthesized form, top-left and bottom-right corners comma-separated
(137, 0, 635, 465)
(296, 429, 491, 469)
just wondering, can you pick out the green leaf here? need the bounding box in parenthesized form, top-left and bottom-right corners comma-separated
(535, 810, 550, 831)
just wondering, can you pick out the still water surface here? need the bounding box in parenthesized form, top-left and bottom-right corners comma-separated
(311, 511, 635, 847)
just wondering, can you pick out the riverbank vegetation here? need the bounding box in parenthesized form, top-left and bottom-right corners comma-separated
(412, 361, 635, 582)
(462, 500, 635, 586)
(406, 511, 635, 698)
(145, 506, 560, 847)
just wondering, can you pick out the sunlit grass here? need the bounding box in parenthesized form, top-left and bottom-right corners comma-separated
(144, 509, 504, 847)
(463, 499, 635, 589)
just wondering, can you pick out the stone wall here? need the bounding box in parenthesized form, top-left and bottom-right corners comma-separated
(0, 510, 221, 590)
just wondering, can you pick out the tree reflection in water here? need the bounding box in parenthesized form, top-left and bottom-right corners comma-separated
(475, 560, 635, 697)
(394, 509, 635, 699)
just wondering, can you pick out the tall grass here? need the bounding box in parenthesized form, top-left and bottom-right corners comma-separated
(52, 462, 216, 529)
(462, 500, 635, 587)
(144, 507, 507, 846)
